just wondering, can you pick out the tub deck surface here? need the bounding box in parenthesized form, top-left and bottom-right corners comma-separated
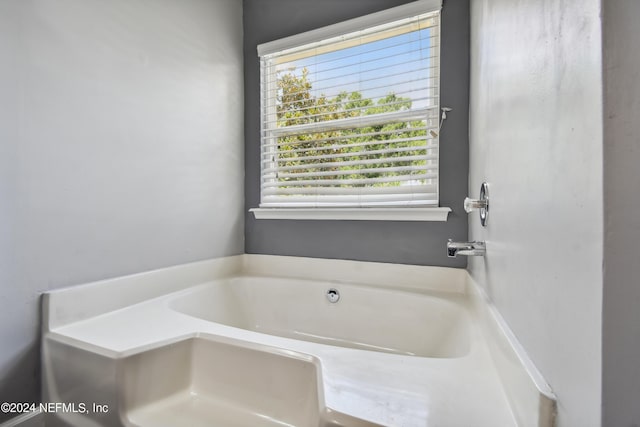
(47, 276, 517, 426)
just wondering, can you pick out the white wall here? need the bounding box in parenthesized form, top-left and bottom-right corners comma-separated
(469, 1, 603, 426)
(602, 1, 640, 425)
(0, 0, 244, 419)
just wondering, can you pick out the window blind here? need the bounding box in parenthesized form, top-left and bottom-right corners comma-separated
(259, 4, 441, 209)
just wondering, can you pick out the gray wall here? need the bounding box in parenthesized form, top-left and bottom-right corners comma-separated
(468, 1, 603, 425)
(243, 0, 469, 267)
(0, 0, 244, 421)
(602, 1, 640, 425)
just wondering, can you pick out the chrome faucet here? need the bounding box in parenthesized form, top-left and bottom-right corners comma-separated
(447, 240, 486, 257)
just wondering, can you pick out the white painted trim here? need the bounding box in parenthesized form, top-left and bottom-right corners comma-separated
(257, 0, 442, 56)
(249, 207, 451, 221)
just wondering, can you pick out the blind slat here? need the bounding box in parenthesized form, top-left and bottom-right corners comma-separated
(269, 107, 438, 138)
(263, 192, 437, 202)
(262, 173, 437, 189)
(263, 154, 436, 174)
(263, 184, 437, 196)
(259, 200, 438, 208)
(262, 194, 437, 204)
(265, 98, 438, 130)
(262, 128, 438, 150)
(268, 165, 435, 180)
(263, 143, 435, 164)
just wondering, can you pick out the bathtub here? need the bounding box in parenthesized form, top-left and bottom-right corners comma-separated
(169, 276, 470, 358)
(41, 255, 555, 427)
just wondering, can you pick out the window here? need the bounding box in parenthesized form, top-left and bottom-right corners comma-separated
(253, 0, 449, 221)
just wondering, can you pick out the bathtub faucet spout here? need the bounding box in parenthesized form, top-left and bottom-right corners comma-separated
(447, 240, 486, 258)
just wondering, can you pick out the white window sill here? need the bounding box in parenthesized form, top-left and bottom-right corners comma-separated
(249, 207, 451, 222)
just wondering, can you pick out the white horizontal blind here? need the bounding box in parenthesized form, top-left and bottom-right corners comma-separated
(259, 6, 441, 208)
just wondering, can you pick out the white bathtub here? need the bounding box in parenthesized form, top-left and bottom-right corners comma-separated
(169, 276, 470, 358)
(41, 255, 555, 427)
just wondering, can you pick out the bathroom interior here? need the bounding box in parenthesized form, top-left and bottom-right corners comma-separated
(0, 0, 638, 426)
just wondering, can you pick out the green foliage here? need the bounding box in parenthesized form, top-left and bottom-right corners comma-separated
(274, 67, 428, 187)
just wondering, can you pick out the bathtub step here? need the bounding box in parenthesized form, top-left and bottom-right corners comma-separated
(121, 336, 330, 427)
(128, 391, 295, 427)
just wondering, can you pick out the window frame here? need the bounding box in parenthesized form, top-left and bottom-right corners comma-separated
(252, 0, 450, 222)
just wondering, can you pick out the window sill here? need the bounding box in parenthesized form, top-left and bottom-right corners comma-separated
(249, 207, 451, 222)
